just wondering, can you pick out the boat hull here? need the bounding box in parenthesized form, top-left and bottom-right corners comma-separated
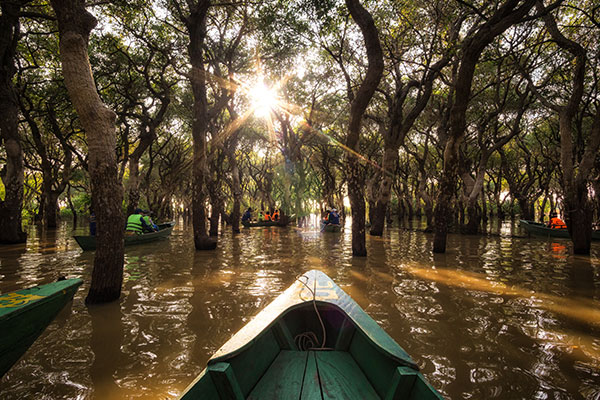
(520, 220, 600, 240)
(242, 220, 289, 228)
(73, 222, 175, 251)
(321, 223, 342, 232)
(0, 278, 83, 377)
(179, 270, 443, 399)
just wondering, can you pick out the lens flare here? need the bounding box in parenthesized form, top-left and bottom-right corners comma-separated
(249, 80, 278, 118)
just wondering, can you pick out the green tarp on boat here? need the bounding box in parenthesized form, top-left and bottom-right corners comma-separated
(73, 221, 175, 251)
(0, 278, 82, 377)
(179, 270, 443, 399)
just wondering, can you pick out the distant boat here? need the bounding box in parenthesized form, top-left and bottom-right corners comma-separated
(73, 221, 175, 251)
(321, 222, 342, 232)
(242, 219, 290, 228)
(520, 219, 600, 240)
(0, 278, 83, 378)
(178, 270, 443, 400)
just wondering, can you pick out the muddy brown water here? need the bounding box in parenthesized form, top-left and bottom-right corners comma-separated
(0, 219, 599, 399)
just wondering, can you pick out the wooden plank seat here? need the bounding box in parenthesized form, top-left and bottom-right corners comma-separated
(246, 350, 379, 399)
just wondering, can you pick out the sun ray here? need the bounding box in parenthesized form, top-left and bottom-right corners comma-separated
(200, 63, 395, 180)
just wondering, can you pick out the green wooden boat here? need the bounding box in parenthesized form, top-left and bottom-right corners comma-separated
(321, 222, 342, 233)
(73, 221, 175, 251)
(179, 270, 443, 399)
(0, 278, 83, 377)
(519, 219, 600, 240)
(242, 220, 290, 228)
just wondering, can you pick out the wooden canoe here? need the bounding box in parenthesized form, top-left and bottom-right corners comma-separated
(321, 222, 342, 233)
(519, 220, 600, 240)
(179, 270, 443, 400)
(73, 221, 175, 251)
(242, 220, 290, 228)
(0, 278, 83, 377)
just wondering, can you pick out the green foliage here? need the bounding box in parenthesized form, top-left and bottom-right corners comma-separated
(9, 0, 600, 232)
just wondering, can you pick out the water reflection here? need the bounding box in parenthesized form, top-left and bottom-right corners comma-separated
(89, 302, 123, 398)
(0, 219, 598, 399)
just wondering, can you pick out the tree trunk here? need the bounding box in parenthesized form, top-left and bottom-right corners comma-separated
(370, 147, 397, 236)
(209, 197, 221, 237)
(481, 186, 488, 223)
(67, 185, 78, 227)
(344, 0, 384, 257)
(187, 1, 216, 250)
(0, 1, 27, 244)
(564, 184, 593, 254)
(517, 196, 533, 220)
(464, 200, 481, 235)
(539, 196, 547, 222)
(45, 191, 60, 228)
(126, 158, 141, 216)
(230, 153, 241, 234)
(51, 0, 124, 304)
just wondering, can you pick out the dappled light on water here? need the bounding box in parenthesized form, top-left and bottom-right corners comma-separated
(406, 265, 600, 326)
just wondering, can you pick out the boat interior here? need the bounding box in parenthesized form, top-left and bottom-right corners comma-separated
(181, 302, 440, 399)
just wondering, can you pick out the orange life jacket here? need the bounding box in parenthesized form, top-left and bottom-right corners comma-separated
(264, 213, 271, 221)
(550, 217, 566, 229)
(272, 210, 279, 220)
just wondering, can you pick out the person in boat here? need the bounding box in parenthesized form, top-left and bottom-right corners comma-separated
(272, 209, 280, 221)
(142, 210, 159, 232)
(126, 208, 153, 235)
(548, 212, 566, 229)
(322, 209, 330, 225)
(264, 210, 272, 221)
(258, 210, 265, 222)
(242, 208, 253, 222)
(327, 208, 340, 225)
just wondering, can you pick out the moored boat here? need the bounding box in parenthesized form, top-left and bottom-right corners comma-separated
(73, 221, 175, 251)
(242, 219, 290, 228)
(519, 219, 600, 240)
(321, 222, 342, 232)
(0, 278, 83, 377)
(179, 270, 443, 399)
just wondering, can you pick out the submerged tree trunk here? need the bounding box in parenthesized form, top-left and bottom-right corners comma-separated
(230, 153, 242, 234)
(186, 0, 216, 250)
(209, 196, 222, 237)
(517, 196, 533, 221)
(464, 201, 481, 235)
(45, 192, 60, 228)
(0, 1, 27, 244)
(51, 0, 124, 303)
(344, 0, 384, 256)
(370, 147, 396, 235)
(66, 185, 78, 227)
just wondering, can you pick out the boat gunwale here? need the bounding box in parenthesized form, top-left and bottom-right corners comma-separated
(321, 222, 342, 232)
(0, 278, 83, 321)
(73, 221, 175, 250)
(519, 219, 600, 240)
(241, 220, 290, 228)
(208, 270, 418, 371)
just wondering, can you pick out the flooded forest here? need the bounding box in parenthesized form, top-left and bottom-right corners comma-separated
(0, 0, 599, 399)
